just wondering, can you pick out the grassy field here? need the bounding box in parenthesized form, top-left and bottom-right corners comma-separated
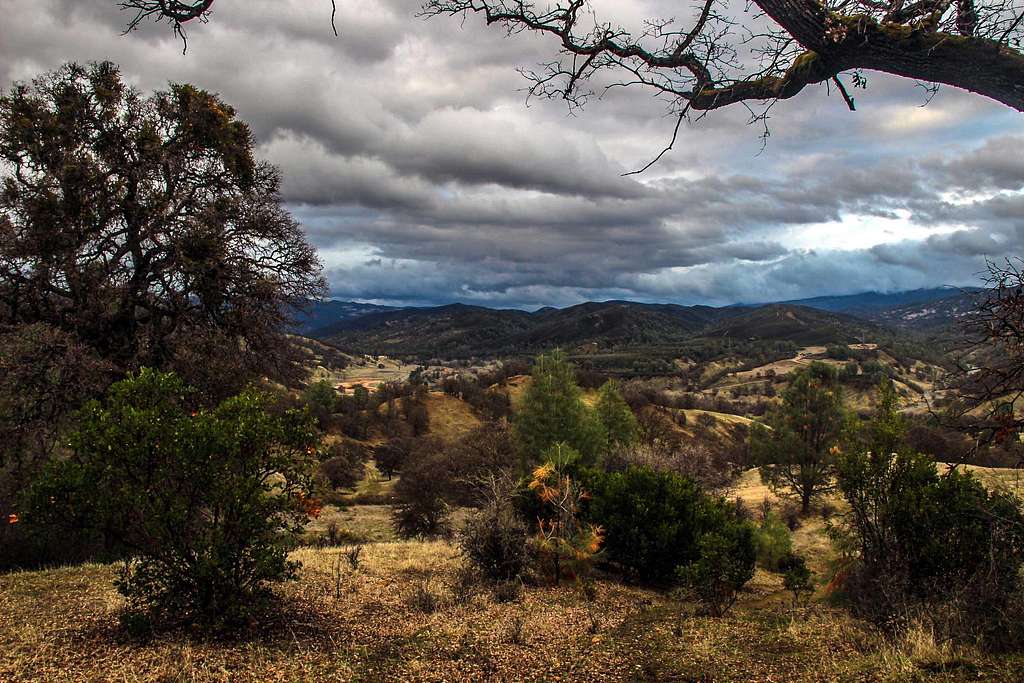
(3, 467, 1022, 681)
(4, 534, 1023, 681)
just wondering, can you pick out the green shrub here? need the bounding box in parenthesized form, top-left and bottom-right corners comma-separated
(391, 440, 452, 539)
(302, 379, 338, 429)
(837, 448, 1024, 646)
(755, 514, 793, 571)
(586, 466, 712, 583)
(780, 554, 814, 606)
(318, 442, 368, 490)
(28, 369, 319, 630)
(677, 519, 757, 616)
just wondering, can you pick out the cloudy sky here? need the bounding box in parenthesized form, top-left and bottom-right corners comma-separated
(3, 0, 1023, 308)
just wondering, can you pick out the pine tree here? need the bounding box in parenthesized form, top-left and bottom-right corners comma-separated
(595, 380, 639, 449)
(750, 362, 848, 514)
(513, 350, 605, 470)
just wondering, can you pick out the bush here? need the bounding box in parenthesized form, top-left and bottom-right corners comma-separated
(317, 442, 368, 490)
(302, 379, 338, 429)
(780, 554, 814, 606)
(586, 466, 714, 583)
(459, 476, 531, 582)
(446, 423, 518, 505)
(677, 519, 757, 616)
(836, 448, 1024, 647)
(755, 514, 793, 571)
(28, 369, 319, 630)
(391, 440, 452, 539)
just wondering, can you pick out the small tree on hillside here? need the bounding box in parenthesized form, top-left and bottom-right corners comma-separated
(595, 380, 639, 450)
(302, 379, 338, 430)
(514, 350, 605, 469)
(751, 362, 848, 514)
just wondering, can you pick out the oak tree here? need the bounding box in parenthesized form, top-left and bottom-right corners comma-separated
(0, 62, 324, 401)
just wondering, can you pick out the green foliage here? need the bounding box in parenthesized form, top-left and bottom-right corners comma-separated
(859, 378, 906, 457)
(751, 362, 848, 513)
(0, 62, 324, 402)
(391, 440, 452, 539)
(587, 466, 720, 583)
(780, 554, 814, 606)
(302, 379, 338, 429)
(28, 369, 319, 629)
(318, 441, 368, 490)
(754, 513, 793, 571)
(837, 448, 1024, 612)
(514, 350, 606, 469)
(595, 380, 639, 449)
(837, 385, 1024, 647)
(677, 519, 757, 617)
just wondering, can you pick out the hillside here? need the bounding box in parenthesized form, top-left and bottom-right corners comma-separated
(696, 304, 883, 346)
(865, 291, 978, 331)
(289, 301, 402, 337)
(317, 303, 535, 357)
(317, 301, 894, 360)
(779, 287, 978, 317)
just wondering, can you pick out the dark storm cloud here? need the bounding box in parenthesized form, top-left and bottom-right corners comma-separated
(3, 0, 1024, 307)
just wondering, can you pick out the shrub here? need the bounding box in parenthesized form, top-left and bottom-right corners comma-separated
(459, 476, 531, 582)
(586, 466, 712, 583)
(391, 440, 452, 539)
(677, 519, 757, 616)
(604, 439, 734, 492)
(446, 422, 518, 505)
(28, 369, 319, 630)
(836, 448, 1024, 647)
(780, 554, 814, 606)
(302, 379, 338, 429)
(755, 514, 793, 571)
(317, 442, 368, 490)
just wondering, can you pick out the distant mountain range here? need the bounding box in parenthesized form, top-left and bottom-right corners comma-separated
(289, 287, 977, 357)
(776, 287, 980, 316)
(289, 300, 399, 336)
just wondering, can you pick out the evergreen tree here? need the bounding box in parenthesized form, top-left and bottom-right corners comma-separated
(595, 380, 639, 450)
(513, 350, 605, 469)
(750, 362, 848, 514)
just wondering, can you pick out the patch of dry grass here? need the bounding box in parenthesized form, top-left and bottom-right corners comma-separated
(5, 466, 1024, 681)
(5, 534, 1024, 681)
(422, 392, 482, 442)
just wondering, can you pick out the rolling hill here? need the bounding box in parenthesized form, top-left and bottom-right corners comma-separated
(698, 304, 884, 346)
(779, 287, 978, 316)
(289, 300, 401, 337)
(314, 300, 897, 358)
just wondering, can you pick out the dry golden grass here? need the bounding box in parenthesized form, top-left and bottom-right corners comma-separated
(5, 537, 1022, 682)
(5, 468, 1023, 681)
(422, 392, 482, 442)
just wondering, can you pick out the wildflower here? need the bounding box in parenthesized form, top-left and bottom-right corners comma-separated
(7, 513, 18, 525)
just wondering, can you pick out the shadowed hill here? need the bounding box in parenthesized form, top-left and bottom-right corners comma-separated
(316, 300, 893, 358)
(698, 305, 884, 346)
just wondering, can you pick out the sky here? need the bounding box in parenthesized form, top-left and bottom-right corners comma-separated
(2, 0, 1023, 309)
